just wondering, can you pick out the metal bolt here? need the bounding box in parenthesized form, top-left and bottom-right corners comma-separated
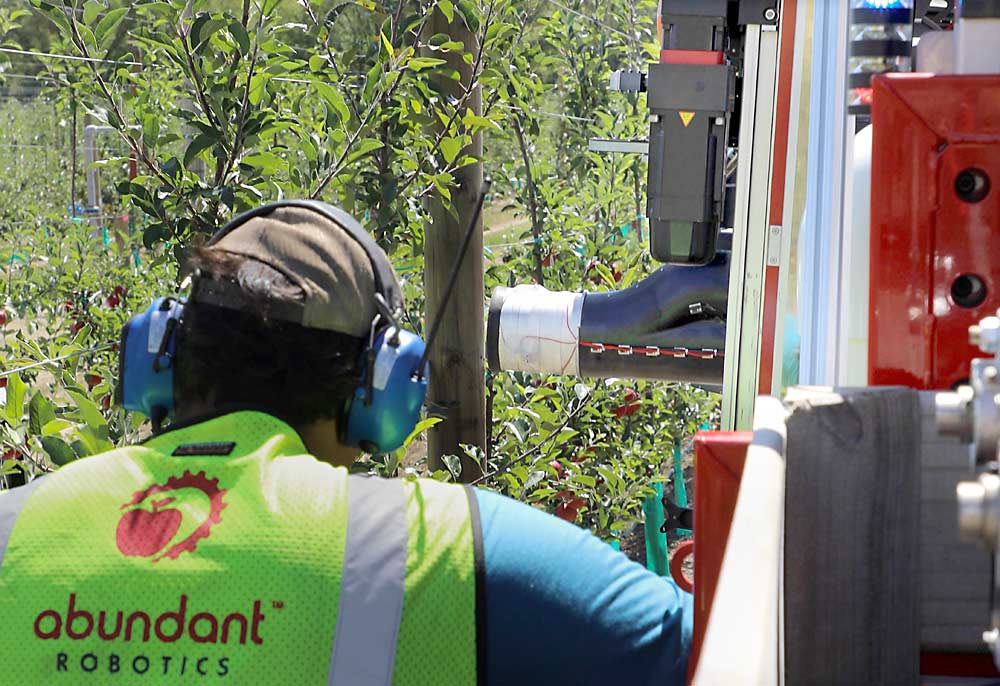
(975, 315, 1000, 354)
(972, 324, 983, 347)
(936, 386, 974, 439)
(714, 117, 725, 125)
(985, 628, 999, 648)
(764, 7, 778, 21)
(987, 366, 999, 381)
(958, 480, 988, 539)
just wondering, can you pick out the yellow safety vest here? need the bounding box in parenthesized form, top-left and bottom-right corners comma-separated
(0, 411, 481, 685)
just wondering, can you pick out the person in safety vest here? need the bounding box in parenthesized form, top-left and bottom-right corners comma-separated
(0, 202, 691, 686)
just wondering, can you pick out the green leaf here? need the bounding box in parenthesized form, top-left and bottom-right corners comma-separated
(248, 72, 270, 106)
(570, 474, 597, 487)
(437, 0, 454, 22)
(41, 436, 77, 466)
(380, 30, 394, 61)
(407, 57, 446, 72)
(94, 7, 128, 48)
(555, 427, 579, 444)
(440, 137, 462, 164)
(33, 1, 72, 35)
(77, 23, 98, 51)
(183, 132, 219, 168)
(142, 113, 159, 148)
(403, 416, 442, 448)
(229, 20, 251, 54)
(344, 138, 384, 165)
(67, 390, 108, 432)
(3, 373, 26, 426)
(82, 0, 102, 26)
(308, 54, 326, 72)
(28, 393, 56, 436)
(456, 0, 480, 32)
(461, 109, 500, 132)
(70, 423, 113, 456)
(41, 419, 74, 436)
(191, 15, 226, 50)
(441, 453, 461, 479)
(241, 151, 286, 175)
(313, 82, 350, 125)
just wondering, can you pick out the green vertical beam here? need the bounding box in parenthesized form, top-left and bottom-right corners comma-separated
(673, 444, 692, 537)
(643, 481, 669, 576)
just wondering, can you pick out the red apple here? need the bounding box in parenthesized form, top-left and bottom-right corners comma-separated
(70, 320, 85, 335)
(87, 374, 103, 389)
(0, 311, 7, 326)
(612, 388, 641, 418)
(555, 496, 585, 522)
(116, 503, 182, 558)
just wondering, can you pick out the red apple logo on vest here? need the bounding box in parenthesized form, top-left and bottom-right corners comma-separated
(116, 471, 226, 561)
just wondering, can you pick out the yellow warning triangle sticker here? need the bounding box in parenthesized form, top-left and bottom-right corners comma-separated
(678, 111, 695, 127)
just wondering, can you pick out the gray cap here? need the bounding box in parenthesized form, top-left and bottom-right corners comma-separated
(202, 205, 398, 338)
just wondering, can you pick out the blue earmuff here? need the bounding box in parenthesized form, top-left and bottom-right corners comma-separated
(116, 202, 429, 453)
(117, 297, 185, 426)
(345, 328, 429, 454)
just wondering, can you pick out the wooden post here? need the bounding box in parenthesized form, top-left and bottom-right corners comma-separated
(424, 7, 485, 482)
(783, 386, 921, 686)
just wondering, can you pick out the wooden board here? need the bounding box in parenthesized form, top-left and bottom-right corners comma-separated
(783, 386, 921, 686)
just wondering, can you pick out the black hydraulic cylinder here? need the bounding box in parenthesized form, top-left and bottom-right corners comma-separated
(578, 254, 728, 385)
(485, 253, 728, 385)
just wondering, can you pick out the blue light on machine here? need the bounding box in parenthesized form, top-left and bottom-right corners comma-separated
(854, 0, 911, 7)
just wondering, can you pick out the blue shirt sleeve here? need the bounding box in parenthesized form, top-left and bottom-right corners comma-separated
(475, 488, 692, 686)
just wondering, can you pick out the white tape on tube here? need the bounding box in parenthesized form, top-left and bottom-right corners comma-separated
(497, 285, 585, 376)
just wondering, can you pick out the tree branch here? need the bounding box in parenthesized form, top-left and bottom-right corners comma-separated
(512, 115, 544, 285)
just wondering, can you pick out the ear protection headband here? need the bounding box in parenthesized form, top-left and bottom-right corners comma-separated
(117, 201, 428, 454)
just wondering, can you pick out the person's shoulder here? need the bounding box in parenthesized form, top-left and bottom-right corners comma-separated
(35, 442, 158, 481)
(472, 487, 693, 686)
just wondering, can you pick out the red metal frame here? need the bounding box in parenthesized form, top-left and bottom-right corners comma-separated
(757, 0, 797, 395)
(870, 74, 1000, 390)
(688, 431, 751, 683)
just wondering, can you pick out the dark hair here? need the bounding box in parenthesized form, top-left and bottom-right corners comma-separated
(175, 248, 365, 427)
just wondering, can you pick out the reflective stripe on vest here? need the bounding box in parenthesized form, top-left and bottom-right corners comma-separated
(328, 475, 407, 686)
(0, 477, 46, 569)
